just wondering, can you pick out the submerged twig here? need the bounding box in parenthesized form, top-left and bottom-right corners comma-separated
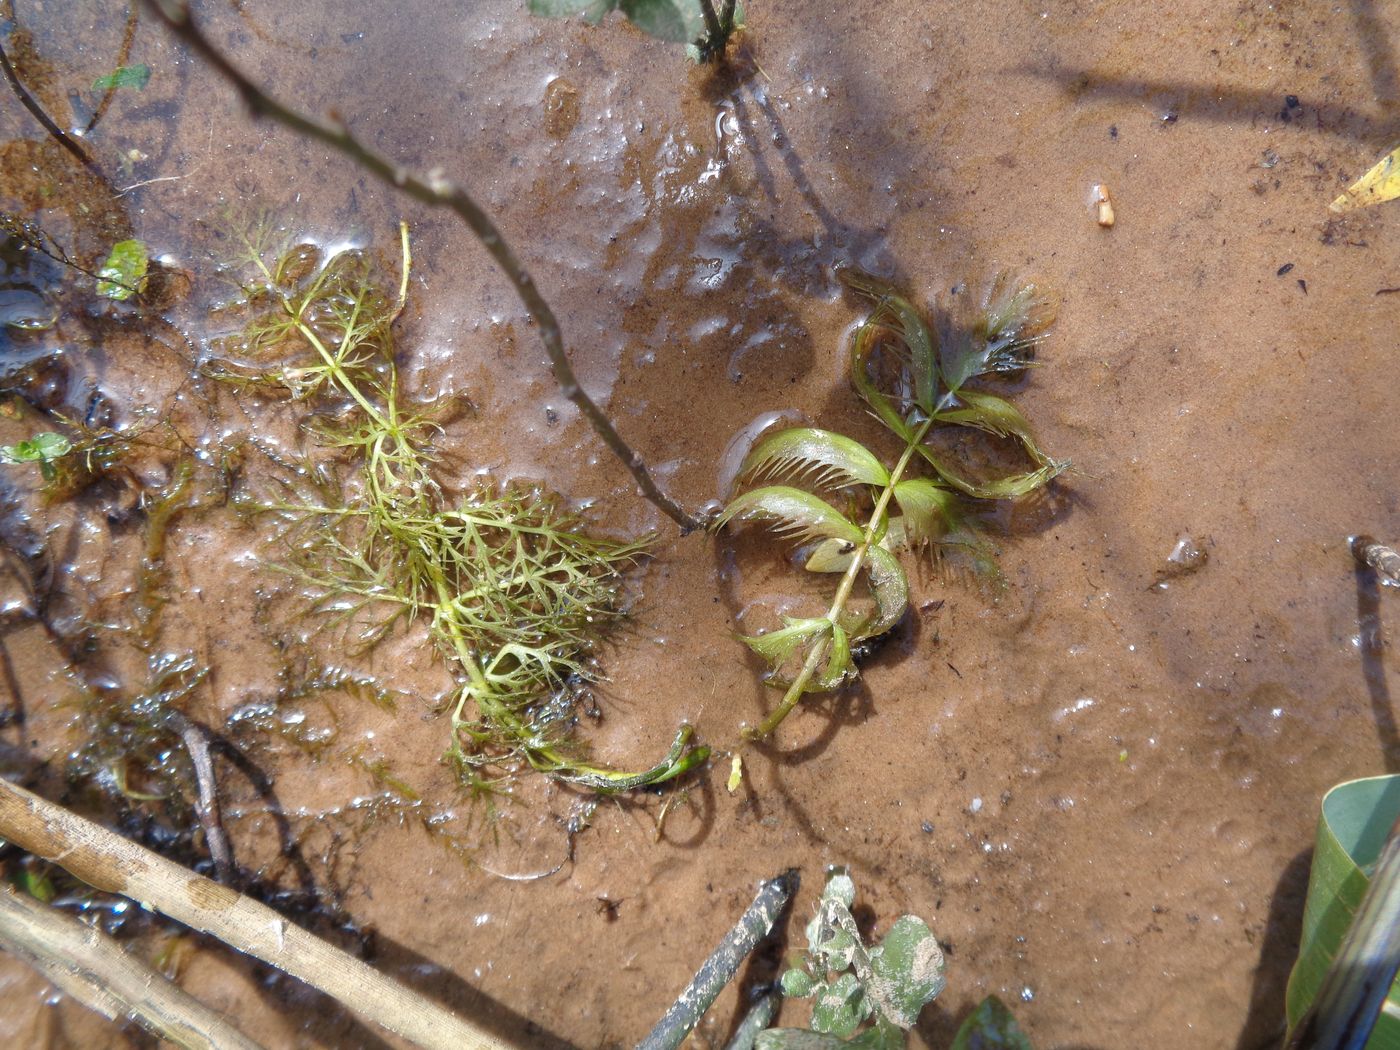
(165, 710, 235, 884)
(1353, 535, 1400, 588)
(638, 869, 799, 1050)
(0, 884, 265, 1050)
(85, 2, 141, 133)
(0, 35, 98, 172)
(142, 0, 699, 532)
(0, 778, 511, 1050)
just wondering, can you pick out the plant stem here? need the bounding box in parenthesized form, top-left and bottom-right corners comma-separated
(0, 884, 265, 1050)
(745, 418, 935, 740)
(143, 0, 699, 532)
(638, 870, 799, 1050)
(0, 778, 510, 1050)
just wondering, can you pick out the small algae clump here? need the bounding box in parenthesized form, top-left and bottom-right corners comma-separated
(209, 221, 707, 792)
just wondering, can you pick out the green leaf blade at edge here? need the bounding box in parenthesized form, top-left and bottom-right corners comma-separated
(861, 545, 909, 639)
(716, 486, 864, 546)
(742, 427, 891, 491)
(891, 478, 961, 545)
(528, 0, 618, 21)
(950, 995, 1035, 1050)
(1285, 774, 1400, 1037)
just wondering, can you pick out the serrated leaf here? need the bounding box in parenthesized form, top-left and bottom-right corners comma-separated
(742, 617, 832, 668)
(528, 0, 618, 20)
(812, 972, 870, 1038)
(950, 995, 1035, 1050)
(891, 478, 959, 545)
(743, 427, 890, 490)
(867, 916, 947, 1028)
(1330, 143, 1400, 212)
(96, 239, 148, 301)
(816, 623, 854, 689)
(841, 267, 938, 414)
(619, 0, 705, 42)
(849, 313, 917, 440)
(92, 64, 150, 92)
(717, 486, 863, 546)
(939, 276, 1051, 394)
(782, 967, 817, 998)
(806, 536, 858, 573)
(861, 545, 909, 639)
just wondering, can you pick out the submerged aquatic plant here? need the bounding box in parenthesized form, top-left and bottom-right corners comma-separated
(528, 0, 743, 62)
(211, 221, 707, 791)
(716, 268, 1067, 740)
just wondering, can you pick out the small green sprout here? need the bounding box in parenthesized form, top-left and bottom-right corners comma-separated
(0, 431, 71, 479)
(92, 64, 151, 92)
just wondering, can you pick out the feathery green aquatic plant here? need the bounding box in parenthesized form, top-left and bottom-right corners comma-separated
(211, 221, 707, 792)
(716, 267, 1067, 740)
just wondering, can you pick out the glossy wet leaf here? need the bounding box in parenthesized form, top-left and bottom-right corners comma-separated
(861, 545, 909, 638)
(892, 478, 959, 545)
(866, 916, 947, 1028)
(96, 239, 148, 300)
(950, 995, 1035, 1050)
(0, 432, 71, 466)
(815, 623, 854, 689)
(841, 268, 939, 413)
(823, 871, 857, 908)
(743, 427, 891, 490)
(1285, 774, 1400, 1042)
(742, 617, 832, 668)
(92, 64, 151, 92)
(619, 0, 706, 42)
(718, 486, 863, 546)
(1330, 144, 1400, 212)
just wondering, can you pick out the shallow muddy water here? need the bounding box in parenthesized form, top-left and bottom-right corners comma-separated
(3, 0, 1400, 1047)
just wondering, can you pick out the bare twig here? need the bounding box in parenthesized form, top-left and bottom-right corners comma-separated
(142, 0, 699, 532)
(164, 710, 235, 883)
(0, 884, 266, 1050)
(0, 35, 98, 172)
(1353, 535, 1400, 588)
(639, 870, 799, 1050)
(85, 2, 142, 133)
(0, 778, 513, 1050)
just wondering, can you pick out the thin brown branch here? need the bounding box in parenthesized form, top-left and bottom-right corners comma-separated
(86, 3, 142, 133)
(0, 36, 98, 172)
(165, 710, 235, 883)
(0, 778, 513, 1050)
(143, 0, 699, 532)
(0, 884, 266, 1050)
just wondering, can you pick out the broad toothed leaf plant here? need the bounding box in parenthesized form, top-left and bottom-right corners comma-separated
(716, 267, 1067, 740)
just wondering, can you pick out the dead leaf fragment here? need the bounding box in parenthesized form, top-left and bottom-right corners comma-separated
(1330, 144, 1400, 212)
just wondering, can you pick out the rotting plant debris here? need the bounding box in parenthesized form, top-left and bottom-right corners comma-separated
(208, 220, 709, 792)
(717, 266, 1067, 743)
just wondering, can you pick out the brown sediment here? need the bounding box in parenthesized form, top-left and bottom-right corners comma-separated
(2, 1, 1400, 1048)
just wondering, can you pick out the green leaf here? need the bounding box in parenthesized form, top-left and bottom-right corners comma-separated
(951, 995, 1035, 1050)
(823, 871, 857, 908)
(891, 478, 960, 545)
(816, 624, 854, 689)
(742, 617, 833, 669)
(716, 486, 863, 546)
(915, 445, 1065, 500)
(782, 967, 817, 998)
(619, 0, 706, 42)
(812, 973, 870, 1038)
(528, 0, 618, 21)
(939, 276, 1051, 394)
(840, 267, 938, 414)
(742, 428, 891, 490)
(0, 432, 71, 466)
(849, 312, 917, 441)
(96, 239, 149, 301)
(1285, 774, 1400, 1042)
(806, 537, 858, 573)
(92, 64, 151, 92)
(861, 545, 909, 639)
(867, 916, 947, 1028)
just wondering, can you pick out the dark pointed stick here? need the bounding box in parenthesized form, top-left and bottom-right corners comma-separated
(142, 0, 699, 532)
(0, 35, 98, 172)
